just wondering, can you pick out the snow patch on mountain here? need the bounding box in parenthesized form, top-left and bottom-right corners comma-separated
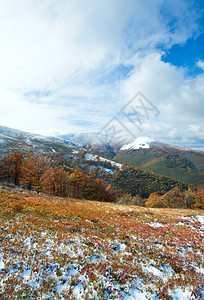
(85, 153, 122, 169)
(120, 137, 154, 150)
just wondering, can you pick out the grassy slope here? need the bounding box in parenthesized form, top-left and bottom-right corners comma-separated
(0, 187, 203, 299)
(114, 148, 204, 186)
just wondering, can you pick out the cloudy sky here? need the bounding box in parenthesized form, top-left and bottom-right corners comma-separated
(0, 0, 204, 150)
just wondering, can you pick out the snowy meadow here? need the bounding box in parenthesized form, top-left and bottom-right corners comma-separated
(0, 187, 203, 299)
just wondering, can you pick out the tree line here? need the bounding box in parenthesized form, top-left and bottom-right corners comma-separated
(145, 186, 204, 209)
(2, 152, 117, 202)
(49, 151, 189, 198)
(1, 151, 203, 209)
(119, 185, 204, 209)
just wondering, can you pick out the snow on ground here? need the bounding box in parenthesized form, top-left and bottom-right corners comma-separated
(0, 188, 203, 299)
(169, 287, 194, 300)
(0, 139, 6, 144)
(85, 153, 97, 161)
(85, 153, 122, 169)
(196, 215, 204, 228)
(72, 149, 79, 154)
(147, 221, 164, 228)
(120, 137, 154, 150)
(90, 165, 114, 174)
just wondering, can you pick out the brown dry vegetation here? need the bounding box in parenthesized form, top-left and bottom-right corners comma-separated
(0, 187, 203, 299)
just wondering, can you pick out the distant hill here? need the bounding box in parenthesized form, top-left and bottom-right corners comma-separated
(59, 133, 204, 186)
(114, 139, 204, 186)
(59, 132, 122, 158)
(1, 126, 203, 187)
(0, 125, 188, 198)
(0, 125, 79, 156)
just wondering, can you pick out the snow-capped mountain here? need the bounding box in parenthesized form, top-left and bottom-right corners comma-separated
(0, 125, 80, 156)
(0, 125, 203, 186)
(59, 133, 201, 156)
(120, 137, 155, 150)
(59, 132, 123, 158)
(59, 133, 123, 147)
(115, 137, 204, 186)
(119, 137, 199, 152)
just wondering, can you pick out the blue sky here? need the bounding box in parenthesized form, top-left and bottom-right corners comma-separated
(0, 0, 203, 150)
(163, 33, 204, 77)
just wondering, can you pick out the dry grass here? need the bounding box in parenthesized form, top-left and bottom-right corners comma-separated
(0, 187, 203, 299)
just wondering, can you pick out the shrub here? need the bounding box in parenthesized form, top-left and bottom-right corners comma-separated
(162, 187, 186, 208)
(145, 192, 164, 208)
(12, 203, 24, 212)
(129, 195, 146, 206)
(118, 193, 133, 205)
(118, 194, 146, 206)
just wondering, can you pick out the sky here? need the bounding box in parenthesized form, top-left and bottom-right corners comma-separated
(0, 0, 204, 150)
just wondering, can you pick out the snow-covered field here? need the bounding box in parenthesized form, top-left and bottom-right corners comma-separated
(0, 188, 203, 299)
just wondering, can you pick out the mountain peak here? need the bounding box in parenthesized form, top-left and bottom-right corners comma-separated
(120, 137, 155, 150)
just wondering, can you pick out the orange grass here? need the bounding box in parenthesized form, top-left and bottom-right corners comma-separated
(0, 187, 203, 299)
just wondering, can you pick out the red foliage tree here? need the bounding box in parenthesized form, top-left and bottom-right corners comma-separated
(41, 167, 69, 197)
(20, 155, 47, 192)
(145, 192, 163, 208)
(7, 152, 24, 185)
(193, 185, 204, 209)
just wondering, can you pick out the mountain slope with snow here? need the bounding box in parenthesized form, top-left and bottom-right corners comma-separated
(0, 125, 203, 186)
(58, 132, 204, 186)
(114, 139, 204, 186)
(0, 125, 79, 156)
(59, 132, 123, 158)
(120, 137, 155, 150)
(0, 126, 189, 199)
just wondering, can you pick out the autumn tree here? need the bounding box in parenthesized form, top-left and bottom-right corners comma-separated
(40, 167, 55, 195)
(105, 185, 117, 203)
(41, 167, 69, 197)
(130, 195, 145, 206)
(69, 171, 86, 198)
(184, 188, 195, 208)
(145, 192, 163, 208)
(118, 193, 133, 205)
(193, 185, 204, 209)
(20, 155, 47, 192)
(7, 152, 24, 185)
(162, 187, 186, 208)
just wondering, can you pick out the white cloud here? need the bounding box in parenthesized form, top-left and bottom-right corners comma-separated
(0, 0, 198, 92)
(119, 53, 204, 148)
(197, 60, 204, 71)
(0, 0, 202, 149)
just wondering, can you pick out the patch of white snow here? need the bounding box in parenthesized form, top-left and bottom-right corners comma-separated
(120, 137, 154, 150)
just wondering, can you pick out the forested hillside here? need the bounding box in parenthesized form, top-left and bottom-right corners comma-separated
(0, 151, 190, 203)
(114, 146, 204, 186)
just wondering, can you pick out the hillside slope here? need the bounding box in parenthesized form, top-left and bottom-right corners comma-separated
(0, 126, 189, 198)
(0, 125, 79, 156)
(59, 132, 122, 158)
(0, 187, 203, 299)
(59, 133, 204, 186)
(114, 142, 204, 186)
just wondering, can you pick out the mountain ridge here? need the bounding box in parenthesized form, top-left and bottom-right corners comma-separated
(58, 132, 204, 186)
(0, 125, 189, 199)
(0, 125, 80, 156)
(0, 125, 203, 186)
